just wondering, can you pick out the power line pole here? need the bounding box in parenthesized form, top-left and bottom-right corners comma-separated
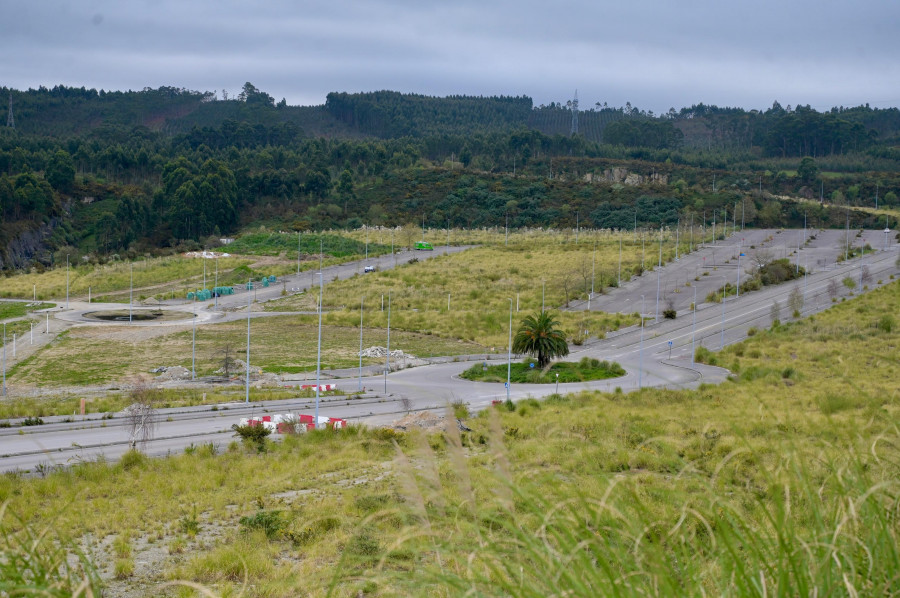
(6, 92, 13, 129)
(570, 90, 578, 135)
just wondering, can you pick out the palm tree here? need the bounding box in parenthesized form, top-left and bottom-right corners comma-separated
(512, 311, 569, 368)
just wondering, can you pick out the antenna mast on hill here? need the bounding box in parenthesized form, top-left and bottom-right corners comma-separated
(6, 92, 14, 129)
(569, 90, 578, 135)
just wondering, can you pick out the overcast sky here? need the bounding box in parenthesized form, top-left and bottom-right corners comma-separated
(2, 0, 898, 113)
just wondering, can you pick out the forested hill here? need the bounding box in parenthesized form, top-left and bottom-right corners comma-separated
(5, 85, 900, 159)
(1, 82, 900, 271)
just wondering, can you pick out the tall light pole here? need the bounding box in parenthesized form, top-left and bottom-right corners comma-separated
(245, 279, 251, 404)
(129, 262, 133, 324)
(384, 291, 391, 394)
(720, 276, 727, 350)
(845, 203, 850, 261)
(506, 298, 512, 402)
(315, 271, 324, 426)
(297, 231, 301, 276)
(214, 257, 219, 309)
(617, 236, 622, 288)
(2, 323, 5, 396)
(638, 295, 645, 390)
(690, 286, 697, 364)
(675, 218, 680, 260)
(65, 254, 69, 309)
(737, 238, 743, 298)
(541, 279, 545, 313)
(191, 307, 196, 380)
(655, 227, 662, 323)
(591, 245, 596, 296)
(358, 296, 364, 391)
(690, 212, 694, 253)
(641, 231, 645, 271)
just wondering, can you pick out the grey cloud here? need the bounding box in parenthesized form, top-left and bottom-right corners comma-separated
(2, 0, 898, 112)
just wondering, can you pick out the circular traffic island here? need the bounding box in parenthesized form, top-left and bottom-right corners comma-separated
(84, 309, 194, 323)
(460, 357, 625, 383)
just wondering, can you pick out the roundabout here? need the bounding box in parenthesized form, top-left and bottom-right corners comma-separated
(83, 309, 194, 323)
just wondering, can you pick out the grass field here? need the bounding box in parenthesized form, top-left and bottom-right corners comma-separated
(0, 280, 896, 596)
(264, 237, 677, 347)
(6, 315, 485, 391)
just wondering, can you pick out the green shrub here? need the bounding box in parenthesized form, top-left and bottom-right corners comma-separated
(232, 423, 271, 451)
(876, 315, 895, 333)
(239, 510, 284, 540)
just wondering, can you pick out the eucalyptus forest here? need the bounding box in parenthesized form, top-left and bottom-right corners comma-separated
(1, 83, 899, 269)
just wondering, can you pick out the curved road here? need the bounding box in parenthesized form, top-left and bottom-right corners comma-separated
(1, 230, 897, 473)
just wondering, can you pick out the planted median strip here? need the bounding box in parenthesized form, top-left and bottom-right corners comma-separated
(460, 357, 625, 383)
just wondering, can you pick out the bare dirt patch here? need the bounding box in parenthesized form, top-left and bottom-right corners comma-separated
(71, 324, 193, 343)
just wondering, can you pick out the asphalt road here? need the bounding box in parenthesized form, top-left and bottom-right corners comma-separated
(2, 230, 897, 473)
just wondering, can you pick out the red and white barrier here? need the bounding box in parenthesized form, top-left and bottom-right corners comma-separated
(300, 384, 337, 391)
(239, 413, 347, 433)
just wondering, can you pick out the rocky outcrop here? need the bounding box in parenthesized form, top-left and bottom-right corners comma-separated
(2, 219, 60, 269)
(586, 168, 668, 186)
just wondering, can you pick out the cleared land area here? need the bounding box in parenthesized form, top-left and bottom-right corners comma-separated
(0, 278, 896, 596)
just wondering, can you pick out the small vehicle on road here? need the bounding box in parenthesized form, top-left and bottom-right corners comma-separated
(415, 242, 433, 250)
(364, 265, 376, 273)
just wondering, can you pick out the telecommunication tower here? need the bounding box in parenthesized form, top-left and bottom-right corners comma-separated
(569, 90, 578, 135)
(6, 92, 14, 129)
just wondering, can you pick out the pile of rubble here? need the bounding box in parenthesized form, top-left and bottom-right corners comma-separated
(359, 346, 414, 359)
(391, 411, 444, 432)
(151, 365, 191, 380)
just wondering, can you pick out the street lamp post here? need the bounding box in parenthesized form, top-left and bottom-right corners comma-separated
(66, 254, 69, 309)
(129, 262, 133, 324)
(720, 276, 727, 350)
(315, 271, 324, 426)
(638, 295, 645, 390)
(675, 218, 680, 260)
(245, 279, 251, 404)
(506, 298, 512, 402)
(214, 257, 219, 309)
(555, 373, 559, 395)
(655, 227, 662, 323)
(384, 292, 391, 394)
(358, 296, 364, 391)
(618, 236, 622, 288)
(191, 307, 196, 380)
(690, 286, 697, 364)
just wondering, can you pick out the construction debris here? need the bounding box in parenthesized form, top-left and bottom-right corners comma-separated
(152, 366, 191, 380)
(359, 346, 414, 359)
(391, 411, 444, 432)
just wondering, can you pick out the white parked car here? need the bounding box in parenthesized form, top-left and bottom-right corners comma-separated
(364, 265, 376, 273)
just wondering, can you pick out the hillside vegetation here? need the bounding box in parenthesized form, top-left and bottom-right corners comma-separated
(1, 84, 900, 272)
